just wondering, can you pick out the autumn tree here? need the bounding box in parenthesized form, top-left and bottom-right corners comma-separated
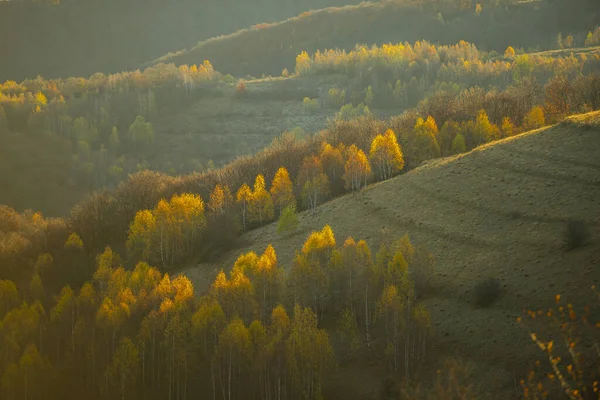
(369, 129, 405, 181)
(107, 337, 139, 400)
(501, 117, 516, 137)
(270, 167, 295, 216)
(296, 156, 329, 213)
(127, 210, 156, 262)
(235, 184, 252, 230)
(248, 175, 274, 225)
(216, 317, 251, 400)
(343, 144, 371, 192)
(523, 106, 546, 131)
(411, 116, 441, 165)
(209, 184, 234, 216)
(544, 75, 572, 123)
(504, 46, 516, 58)
(320, 142, 345, 194)
(285, 305, 334, 400)
(468, 109, 500, 147)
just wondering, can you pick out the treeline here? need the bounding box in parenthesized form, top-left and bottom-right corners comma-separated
(153, 0, 599, 78)
(0, 224, 434, 399)
(0, 0, 363, 81)
(0, 61, 219, 191)
(2, 69, 598, 292)
(297, 40, 600, 110)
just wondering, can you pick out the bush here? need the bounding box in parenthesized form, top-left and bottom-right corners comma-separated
(474, 277, 502, 307)
(564, 218, 590, 250)
(235, 80, 247, 97)
(303, 97, 319, 113)
(277, 204, 299, 235)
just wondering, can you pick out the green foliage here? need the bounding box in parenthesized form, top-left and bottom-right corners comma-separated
(451, 133, 467, 154)
(585, 27, 600, 46)
(303, 97, 319, 113)
(327, 87, 346, 108)
(127, 115, 154, 151)
(336, 103, 371, 121)
(338, 307, 360, 354)
(277, 204, 299, 235)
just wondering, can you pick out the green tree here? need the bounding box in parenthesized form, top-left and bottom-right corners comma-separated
(128, 115, 154, 151)
(107, 337, 140, 400)
(277, 204, 299, 235)
(451, 133, 467, 154)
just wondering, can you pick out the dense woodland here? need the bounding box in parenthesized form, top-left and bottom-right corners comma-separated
(2, 35, 600, 214)
(1, 0, 600, 398)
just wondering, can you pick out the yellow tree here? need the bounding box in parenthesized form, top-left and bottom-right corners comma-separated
(320, 142, 345, 193)
(504, 46, 515, 58)
(209, 184, 233, 216)
(169, 193, 206, 255)
(249, 175, 275, 225)
(501, 117, 516, 137)
(249, 245, 283, 322)
(235, 184, 252, 230)
(369, 129, 405, 181)
(126, 210, 157, 262)
(411, 116, 441, 165)
(343, 144, 371, 191)
(297, 156, 329, 213)
(523, 106, 545, 131)
(270, 167, 295, 216)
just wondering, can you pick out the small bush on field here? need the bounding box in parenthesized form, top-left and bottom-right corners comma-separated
(564, 219, 590, 250)
(277, 204, 299, 235)
(474, 277, 502, 307)
(303, 97, 319, 113)
(235, 80, 247, 97)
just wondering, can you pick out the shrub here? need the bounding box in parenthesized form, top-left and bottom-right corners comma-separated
(564, 219, 590, 250)
(451, 133, 467, 154)
(474, 277, 502, 307)
(235, 80, 247, 97)
(303, 97, 318, 113)
(277, 204, 299, 235)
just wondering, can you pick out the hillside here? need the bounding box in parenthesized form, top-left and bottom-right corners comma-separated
(0, 0, 362, 81)
(183, 113, 600, 399)
(149, 0, 599, 78)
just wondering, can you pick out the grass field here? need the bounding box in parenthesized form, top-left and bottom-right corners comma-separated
(183, 112, 600, 399)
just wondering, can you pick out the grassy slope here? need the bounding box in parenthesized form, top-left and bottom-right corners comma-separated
(148, 0, 599, 78)
(183, 112, 600, 399)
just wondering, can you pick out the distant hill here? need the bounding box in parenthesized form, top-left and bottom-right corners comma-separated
(149, 0, 599, 78)
(184, 111, 600, 399)
(0, 0, 363, 81)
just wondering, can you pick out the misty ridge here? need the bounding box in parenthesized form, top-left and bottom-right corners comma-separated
(0, 0, 599, 399)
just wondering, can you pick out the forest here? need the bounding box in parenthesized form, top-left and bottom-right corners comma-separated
(1, 0, 600, 398)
